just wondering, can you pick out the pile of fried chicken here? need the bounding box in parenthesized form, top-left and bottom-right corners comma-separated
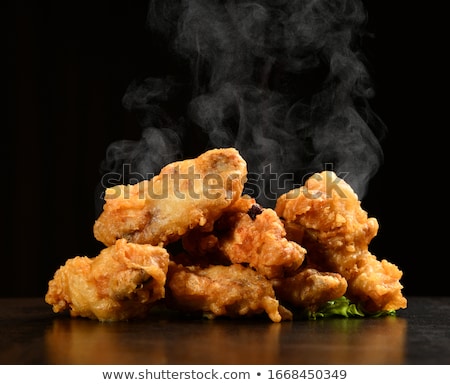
(45, 148, 407, 322)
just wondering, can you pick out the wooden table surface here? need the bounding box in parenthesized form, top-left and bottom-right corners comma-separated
(1, 296, 449, 365)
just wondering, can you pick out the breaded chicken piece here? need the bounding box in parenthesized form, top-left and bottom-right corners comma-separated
(45, 239, 169, 321)
(181, 196, 306, 278)
(217, 203, 306, 279)
(275, 171, 407, 313)
(180, 195, 256, 260)
(166, 263, 292, 322)
(93, 148, 247, 246)
(271, 267, 347, 311)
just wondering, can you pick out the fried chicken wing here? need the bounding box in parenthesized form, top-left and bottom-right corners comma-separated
(180, 195, 255, 260)
(46, 146, 408, 323)
(93, 148, 247, 246)
(166, 263, 292, 322)
(217, 204, 306, 279)
(180, 196, 306, 278)
(271, 267, 347, 311)
(275, 171, 407, 313)
(45, 239, 169, 321)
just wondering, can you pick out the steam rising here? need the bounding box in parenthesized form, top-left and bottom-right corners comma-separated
(101, 0, 385, 208)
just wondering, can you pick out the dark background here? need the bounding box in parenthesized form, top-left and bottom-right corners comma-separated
(5, 1, 444, 297)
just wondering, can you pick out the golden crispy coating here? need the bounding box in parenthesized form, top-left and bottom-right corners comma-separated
(271, 267, 347, 311)
(218, 205, 306, 279)
(181, 231, 220, 260)
(45, 239, 169, 321)
(46, 147, 408, 323)
(167, 263, 292, 322)
(275, 171, 407, 312)
(93, 148, 247, 246)
(181, 196, 306, 278)
(180, 195, 255, 259)
(349, 252, 405, 312)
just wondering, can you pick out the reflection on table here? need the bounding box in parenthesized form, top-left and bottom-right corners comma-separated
(44, 312, 407, 364)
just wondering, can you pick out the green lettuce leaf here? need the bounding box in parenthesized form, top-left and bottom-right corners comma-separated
(306, 296, 396, 320)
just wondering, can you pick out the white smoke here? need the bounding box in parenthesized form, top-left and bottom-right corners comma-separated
(100, 0, 386, 208)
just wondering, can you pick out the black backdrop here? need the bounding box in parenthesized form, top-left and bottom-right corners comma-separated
(5, 1, 444, 297)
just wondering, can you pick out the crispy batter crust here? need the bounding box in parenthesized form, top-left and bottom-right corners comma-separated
(166, 263, 292, 322)
(276, 171, 407, 312)
(218, 206, 306, 279)
(93, 148, 247, 246)
(46, 151, 407, 322)
(271, 267, 347, 310)
(45, 239, 169, 321)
